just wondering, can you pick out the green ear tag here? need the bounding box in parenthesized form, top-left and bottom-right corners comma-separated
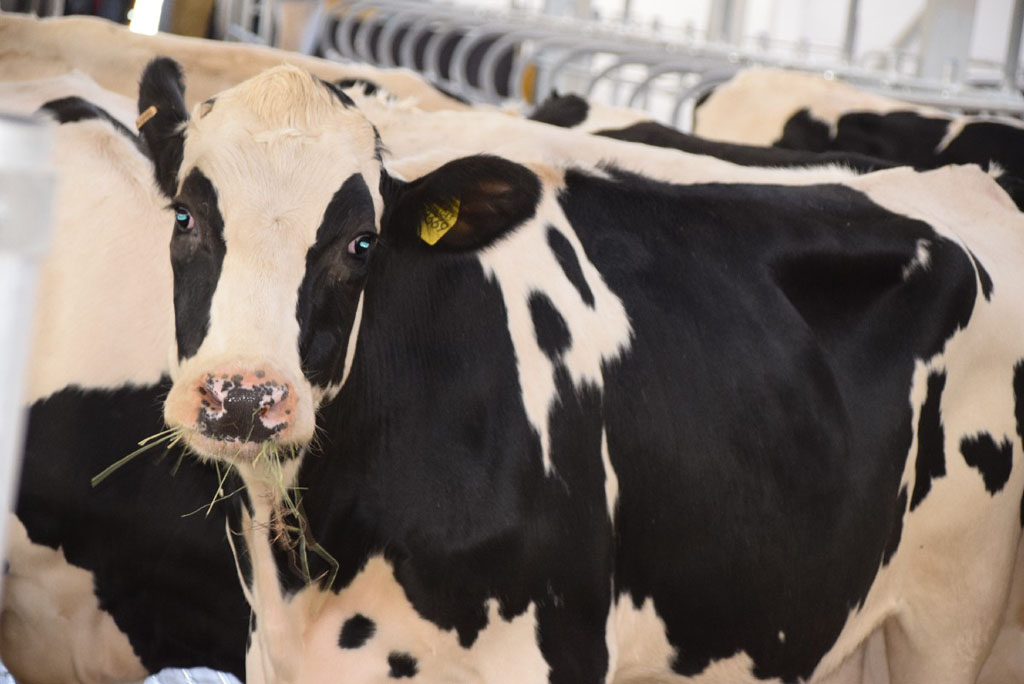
(419, 198, 460, 245)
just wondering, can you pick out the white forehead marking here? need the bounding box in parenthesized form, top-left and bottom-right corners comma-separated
(171, 68, 380, 354)
(476, 186, 632, 475)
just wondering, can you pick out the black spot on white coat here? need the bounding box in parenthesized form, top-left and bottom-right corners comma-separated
(1013, 362, 1024, 525)
(547, 227, 595, 308)
(775, 109, 833, 152)
(338, 614, 376, 649)
(387, 652, 418, 679)
(960, 433, 1013, 494)
(910, 371, 948, 511)
(529, 292, 571, 360)
(528, 92, 590, 128)
(39, 96, 141, 152)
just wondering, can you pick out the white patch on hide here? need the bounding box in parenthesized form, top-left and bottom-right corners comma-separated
(476, 185, 632, 474)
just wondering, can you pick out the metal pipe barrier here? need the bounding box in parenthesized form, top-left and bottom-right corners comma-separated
(160, 0, 1024, 132)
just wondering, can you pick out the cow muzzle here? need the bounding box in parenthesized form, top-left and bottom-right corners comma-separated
(164, 363, 313, 462)
(197, 371, 294, 443)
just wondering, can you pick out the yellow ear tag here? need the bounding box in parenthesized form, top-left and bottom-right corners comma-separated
(136, 105, 158, 130)
(419, 198, 460, 246)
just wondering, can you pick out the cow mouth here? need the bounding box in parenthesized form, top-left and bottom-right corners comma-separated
(174, 426, 306, 466)
(163, 365, 315, 470)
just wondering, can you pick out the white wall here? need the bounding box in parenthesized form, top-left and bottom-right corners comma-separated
(574, 0, 1020, 69)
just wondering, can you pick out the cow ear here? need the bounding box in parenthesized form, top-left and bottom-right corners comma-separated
(138, 57, 189, 198)
(388, 155, 542, 251)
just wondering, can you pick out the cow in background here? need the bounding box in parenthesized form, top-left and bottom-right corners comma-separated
(0, 13, 469, 112)
(528, 90, 1024, 210)
(0, 82, 249, 683)
(528, 91, 894, 172)
(694, 67, 1024, 183)
(135, 57, 1024, 684)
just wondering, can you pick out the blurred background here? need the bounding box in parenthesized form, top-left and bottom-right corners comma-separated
(1, 0, 1022, 126)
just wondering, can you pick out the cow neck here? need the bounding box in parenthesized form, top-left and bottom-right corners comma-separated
(229, 456, 309, 684)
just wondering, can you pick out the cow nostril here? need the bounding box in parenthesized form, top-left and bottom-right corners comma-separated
(194, 372, 291, 444)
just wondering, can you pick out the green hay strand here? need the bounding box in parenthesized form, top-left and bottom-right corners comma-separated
(91, 427, 185, 487)
(255, 441, 338, 591)
(92, 423, 338, 590)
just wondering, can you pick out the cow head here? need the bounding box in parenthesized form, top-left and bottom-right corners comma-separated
(137, 58, 541, 471)
(138, 58, 383, 464)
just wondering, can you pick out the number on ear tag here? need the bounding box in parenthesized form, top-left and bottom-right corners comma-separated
(419, 199, 461, 245)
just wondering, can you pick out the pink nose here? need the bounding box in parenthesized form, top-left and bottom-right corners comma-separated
(195, 370, 295, 443)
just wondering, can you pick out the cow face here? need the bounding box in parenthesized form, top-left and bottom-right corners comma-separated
(137, 58, 382, 463)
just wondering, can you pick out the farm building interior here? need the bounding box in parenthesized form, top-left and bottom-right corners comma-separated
(3, 0, 1024, 683)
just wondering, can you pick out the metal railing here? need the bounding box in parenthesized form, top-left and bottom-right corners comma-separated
(15, 0, 1023, 124)
(249, 0, 1024, 129)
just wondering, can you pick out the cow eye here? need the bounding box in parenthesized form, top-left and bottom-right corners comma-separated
(173, 207, 194, 232)
(347, 233, 376, 257)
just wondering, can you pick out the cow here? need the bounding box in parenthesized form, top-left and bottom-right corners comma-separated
(0, 70, 137, 132)
(353, 93, 868, 187)
(694, 67, 1024, 182)
(129, 56, 1024, 684)
(0, 13, 469, 112)
(0, 67, 881, 684)
(528, 91, 894, 173)
(0, 89, 249, 683)
(528, 89, 1024, 209)
(526, 91, 1024, 212)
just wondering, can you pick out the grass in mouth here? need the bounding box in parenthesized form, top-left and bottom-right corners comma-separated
(90, 426, 187, 487)
(92, 426, 339, 590)
(255, 440, 340, 592)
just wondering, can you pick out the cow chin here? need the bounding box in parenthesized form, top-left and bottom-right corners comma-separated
(163, 361, 317, 467)
(175, 431, 308, 466)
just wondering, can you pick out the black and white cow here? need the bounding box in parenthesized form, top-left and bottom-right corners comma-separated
(0, 86, 249, 683)
(130, 55, 1024, 684)
(528, 91, 1024, 210)
(529, 91, 894, 173)
(528, 91, 1024, 211)
(0, 67, 878, 684)
(695, 67, 1024, 182)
